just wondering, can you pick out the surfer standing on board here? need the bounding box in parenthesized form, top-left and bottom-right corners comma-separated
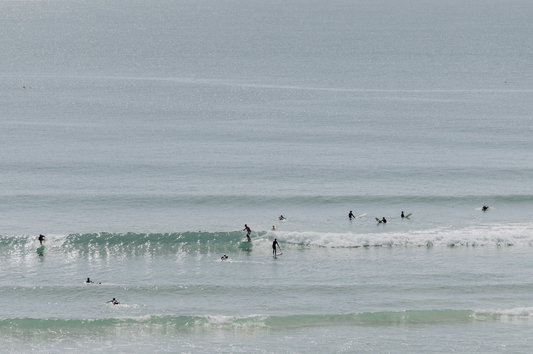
(272, 239, 280, 256)
(243, 224, 251, 241)
(38, 234, 46, 245)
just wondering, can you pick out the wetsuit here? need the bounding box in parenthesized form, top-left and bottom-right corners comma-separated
(272, 240, 279, 255)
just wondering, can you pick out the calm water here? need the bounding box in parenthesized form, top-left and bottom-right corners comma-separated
(1, 0, 533, 352)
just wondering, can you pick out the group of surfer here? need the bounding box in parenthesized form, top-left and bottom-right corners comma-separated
(234, 224, 282, 257)
(349, 206, 490, 223)
(85, 278, 118, 304)
(349, 211, 393, 223)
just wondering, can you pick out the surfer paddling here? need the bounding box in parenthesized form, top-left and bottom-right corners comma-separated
(382, 217, 387, 223)
(482, 205, 490, 211)
(38, 234, 46, 245)
(278, 215, 286, 220)
(243, 224, 251, 241)
(106, 298, 120, 305)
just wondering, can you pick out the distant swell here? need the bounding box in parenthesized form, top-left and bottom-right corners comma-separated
(2, 307, 533, 336)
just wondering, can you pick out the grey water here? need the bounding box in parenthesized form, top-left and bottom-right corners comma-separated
(1, 0, 533, 352)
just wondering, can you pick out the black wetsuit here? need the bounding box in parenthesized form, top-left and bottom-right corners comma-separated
(272, 240, 279, 255)
(349, 212, 355, 219)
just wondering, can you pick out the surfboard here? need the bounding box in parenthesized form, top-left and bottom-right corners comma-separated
(36, 245, 45, 254)
(356, 213, 366, 218)
(405, 213, 412, 218)
(375, 218, 382, 223)
(273, 252, 283, 257)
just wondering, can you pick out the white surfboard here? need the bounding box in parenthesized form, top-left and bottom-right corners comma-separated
(273, 252, 283, 257)
(356, 213, 366, 218)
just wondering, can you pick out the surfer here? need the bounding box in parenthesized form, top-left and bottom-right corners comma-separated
(382, 217, 387, 224)
(106, 298, 120, 305)
(349, 211, 355, 219)
(221, 255, 228, 261)
(272, 225, 277, 231)
(272, 239, 280, 256)
(278, 215, 286, 220)
(86, 278, 101, 284)
(243, 224, 251, 241)
(401, 211, 404, 218)
(38, 234, 46, 245)
(482, 205, 489, 211)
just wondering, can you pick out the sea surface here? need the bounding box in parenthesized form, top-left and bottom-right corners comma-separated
(1, 0, 533, 352)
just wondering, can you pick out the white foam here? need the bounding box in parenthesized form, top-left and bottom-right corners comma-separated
(267, 223, 533, 248)
(475, 307, 533, 317)
(474, 307, 533, 323)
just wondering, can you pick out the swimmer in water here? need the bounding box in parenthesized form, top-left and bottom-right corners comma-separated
(278, 215, 286, 220)
(242, 224, 251, 241)
(86, 278, 101, 284)
(106, 298, 120, 305)
(482, 205, 490, 211)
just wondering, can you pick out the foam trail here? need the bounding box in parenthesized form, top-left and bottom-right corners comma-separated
(273, 223, 533, 248)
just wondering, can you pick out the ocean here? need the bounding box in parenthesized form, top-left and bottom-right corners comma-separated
(1, 0, 533, 352)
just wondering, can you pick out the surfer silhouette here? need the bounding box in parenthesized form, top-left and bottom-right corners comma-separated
(382, 217, 387, 223)
(106, 298, 120, 305)
(38, 234, 46, 245)
(349, 211, 355, 219)
(401, 211, 405, 218)
(243, 224, 251, 241)
(272, 239, 280, 256)
(482, 205, 489, 211)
